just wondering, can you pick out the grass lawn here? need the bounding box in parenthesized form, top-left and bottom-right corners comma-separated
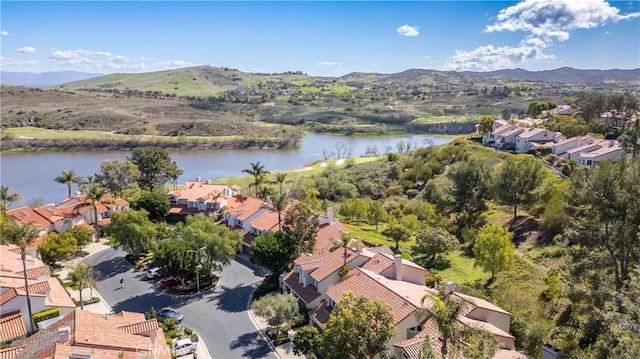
(433, 250, 491, 285)
(3, 127, 246, 143)
(212, 157, 382, 188)
(414, 115, 460, 124)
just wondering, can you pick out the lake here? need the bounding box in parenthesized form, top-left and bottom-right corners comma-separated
(0, 133, 452, 206)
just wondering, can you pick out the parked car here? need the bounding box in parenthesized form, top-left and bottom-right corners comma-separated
(146, 267, 161, 279)
(172, 338, 197, 357)
(159, 276, 181, 289)
(157, 308, 184, 323)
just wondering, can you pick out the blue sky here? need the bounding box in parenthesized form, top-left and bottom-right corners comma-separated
(1, 1, 639, 76)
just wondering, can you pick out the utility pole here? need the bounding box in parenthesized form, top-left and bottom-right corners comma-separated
(187, 247, 206, 293)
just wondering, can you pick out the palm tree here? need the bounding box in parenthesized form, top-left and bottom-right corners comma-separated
(74, 183, 114, 241)
(271, 172, 292, 194)
(0, 186, 22, 211)
(69, 262, 93, 310)
(333, 232, 362, 267)
(242, 161, 270, 197)
(271, 192, 289, 232)
(168, 161, 183, 190)
(4, 221, 40, 332)
(416, 295, 463, 359)
(54, 169, 83, 198)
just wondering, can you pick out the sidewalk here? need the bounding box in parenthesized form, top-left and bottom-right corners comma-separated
(56, 239, 212, 359)
(248, 309, 302, 359)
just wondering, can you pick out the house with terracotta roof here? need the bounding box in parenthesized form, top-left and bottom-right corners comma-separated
(167, 178, 240, 215)
(392, 284, 526, 359)
(222, 195, 269, 231)
(5, 193, 128, 239)
(0, 245, 76, 340)
(0, 309, 170, 359)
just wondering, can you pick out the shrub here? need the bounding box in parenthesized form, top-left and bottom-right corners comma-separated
(183, 327, 193, 335)
(190, 332, 199, 342)
(338, 266, 350, 278)
(425, 273, 444, 288)
(74, 297, 100, 307)
(253, 275, 279, 301)
(290, 313, 308, 329)
(33, 308, 61, 324)
(166, 330, 177, 339)
(162, 318, 180, 332)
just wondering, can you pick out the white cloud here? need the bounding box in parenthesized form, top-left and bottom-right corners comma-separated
(317, 61, 342, 66)
(443, 44, 555, 71)
(18, 46, 37, 54)
(485, 0, 640, 41)
(396, 24, 420, 37)
(46, 48, 196, 72)
(1, 56, 40, 68)
(0, 30, 8, 37)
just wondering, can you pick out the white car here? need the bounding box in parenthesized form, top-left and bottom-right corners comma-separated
(173, 338, 198, 357)
(146, 267, 161, 279)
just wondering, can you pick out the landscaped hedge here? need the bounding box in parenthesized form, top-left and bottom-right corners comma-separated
(33, 308, 61, 324)
(74, 297, 100, 307)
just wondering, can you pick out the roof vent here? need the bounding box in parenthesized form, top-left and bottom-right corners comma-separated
(58, 326, 71, 343)
(69, 354, 92, 359)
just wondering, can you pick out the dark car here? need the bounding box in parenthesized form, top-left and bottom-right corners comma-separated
(157, 308, 184, 323)
(159, 276, 181, 289)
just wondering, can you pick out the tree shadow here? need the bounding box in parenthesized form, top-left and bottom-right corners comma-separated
(229, 331, 272, 358)
(91, 256, 132, 280)
(233, 255, 265, 277)
(207, 283, 256, 313)
(432, 257, 452, 271)
(110, 290, 201, 315)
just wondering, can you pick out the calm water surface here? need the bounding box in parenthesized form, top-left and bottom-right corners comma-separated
(0, 133, 452, 206)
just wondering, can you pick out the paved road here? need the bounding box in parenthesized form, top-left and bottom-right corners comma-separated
(84, 247, 277, 359)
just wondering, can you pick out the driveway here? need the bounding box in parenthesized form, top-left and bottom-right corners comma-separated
(84, 247, 277, 359)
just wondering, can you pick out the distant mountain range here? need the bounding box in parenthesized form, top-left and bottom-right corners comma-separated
(1, 66, 638, 89)
(0, 71, 104, 87)
(460, 67, 640, 84)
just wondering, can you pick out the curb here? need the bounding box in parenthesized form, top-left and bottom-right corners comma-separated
(246, 280, 282, 359)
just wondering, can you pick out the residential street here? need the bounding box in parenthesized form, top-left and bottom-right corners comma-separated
(83, 247, 278, 359)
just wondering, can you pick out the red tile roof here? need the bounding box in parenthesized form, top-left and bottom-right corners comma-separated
(224, 195, 267, 221)
(0, 346, 24, 359)
(5, 206, 52, 229)
(314, 221, 349, 252)
(168, 205, 204, 215)
(250, 208, 281, 232)
(326, 268, 437, 324)
(309, 301, 332, 329)
(294, 245, 362, 282)
(282, 272, 321, 305)
(0, 312, 27, 342)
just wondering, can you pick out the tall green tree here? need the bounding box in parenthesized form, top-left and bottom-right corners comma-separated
(95, 160, 140, 197)
(251, 232, 295, 275)
(54, 169, 83, 198)
(128, 147, 176, 191)
(382, 223, 412, 251)
(566, 159, 640, 304)
(411, 228, 459, 269)
(492, 156, 544, 226)
(177, 214, 241, 273)
(242, 161, 270, 197)
(167, 161, 184, 191)
(106, 209, 157, 255)
(152, 238, 195, 279)
(40, 231, 78, 265)
(1, 221, 39, 332)
(0, 186, 22, 211)
(69, 262, 94, 310)
(252, 293, 299, 337)
(69, 226, 92, 250)
(472, 224, 515, 281)
(367, 200, 388, 230)
(271, 192, 289, 232)
(477, 116, 494, 135)
(321, 291, 396, 359)
(282, 203, 319, 256)
(293, 326, 321, 357)
(133, 191, 170, 222)
(447, 160, 490, 216)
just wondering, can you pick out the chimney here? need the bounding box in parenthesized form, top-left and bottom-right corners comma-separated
(326, 207, 334, 224)
(58, 326, 71, 343)
(542, 344, 562, 359)
(393, 254, 402, 281)
(195, 176, 201, 182)
(444, 281, 457, 296)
